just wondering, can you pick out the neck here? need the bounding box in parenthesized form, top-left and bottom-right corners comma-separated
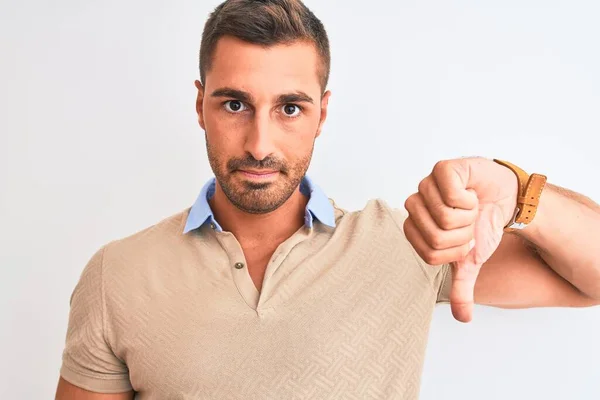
(209, 183, 308, 245)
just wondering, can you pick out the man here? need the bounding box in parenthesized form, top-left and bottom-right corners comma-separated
(55, 0, 600, 399)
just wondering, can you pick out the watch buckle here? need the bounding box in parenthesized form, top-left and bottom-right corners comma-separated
(506, 206, 527, 230)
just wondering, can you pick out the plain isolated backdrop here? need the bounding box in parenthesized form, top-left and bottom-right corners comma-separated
(1, 0, 599, 398)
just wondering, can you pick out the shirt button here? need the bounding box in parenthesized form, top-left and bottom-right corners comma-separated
(234, 262, 245, 269)
(210, 223, 216, 229)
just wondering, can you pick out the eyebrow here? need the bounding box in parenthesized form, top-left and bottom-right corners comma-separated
(210, 88, 254, 103)
(210, 87, 314, 104)
(276, 92, 314, 104)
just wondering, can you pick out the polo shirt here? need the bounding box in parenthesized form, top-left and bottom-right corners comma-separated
(60, 175, 452, 399)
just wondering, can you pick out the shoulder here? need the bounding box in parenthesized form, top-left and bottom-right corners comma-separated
(327, 197, 410, 245)
(332, 197, 409, 228)
(334, 198, 448, 286)
(94, 208, 194, 277)
(107, 207, 189, 248)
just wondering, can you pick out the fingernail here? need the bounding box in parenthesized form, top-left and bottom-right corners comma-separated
(468, 239, 475, 250)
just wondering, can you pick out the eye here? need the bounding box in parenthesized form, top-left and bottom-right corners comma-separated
(281, 104, 301, 118)
(224, 100, 246, 113)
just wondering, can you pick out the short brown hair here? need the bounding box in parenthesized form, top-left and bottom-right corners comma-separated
(199, 0, 330, 92)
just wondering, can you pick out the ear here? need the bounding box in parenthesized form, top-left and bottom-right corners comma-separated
(195, 80, 206, 130)
(315, 90, 331, 138)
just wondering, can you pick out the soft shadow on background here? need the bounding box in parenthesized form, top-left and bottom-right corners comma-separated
(1, 0, 599, 398)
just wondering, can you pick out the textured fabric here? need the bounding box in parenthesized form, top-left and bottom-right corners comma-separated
(60, 191, 452, 399)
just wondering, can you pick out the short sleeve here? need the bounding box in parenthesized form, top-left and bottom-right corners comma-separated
(382, 200, 454, 305)
(435, 263, 453, 304)
(60, 247, 133, 393)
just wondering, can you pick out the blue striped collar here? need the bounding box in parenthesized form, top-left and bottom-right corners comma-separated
(183, 176, 336, 233)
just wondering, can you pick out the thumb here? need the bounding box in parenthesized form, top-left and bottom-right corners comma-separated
(450, 253, 480, 323)
(450, 205, 505, 323)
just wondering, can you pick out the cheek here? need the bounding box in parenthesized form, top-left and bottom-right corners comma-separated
(284, 117, 319, 144)
(204, 112, 246, 148)
(205, 127, 233, 170)
(279, 124, 316, 156)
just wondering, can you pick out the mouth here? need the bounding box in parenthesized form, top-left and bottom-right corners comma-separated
(236, 169, 280, 180)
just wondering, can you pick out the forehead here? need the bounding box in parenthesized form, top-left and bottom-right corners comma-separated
(205, 35, 322, 96)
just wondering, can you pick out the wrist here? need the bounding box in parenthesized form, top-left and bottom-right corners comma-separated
(517, 184, 552, 240)
(493, 159, 548, 234)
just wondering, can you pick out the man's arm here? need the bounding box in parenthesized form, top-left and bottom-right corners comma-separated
(475, 183, 600, 308)
(58, 247, 134, 393)
(403, 157, 600, 321)
(56, 378, 134, 400)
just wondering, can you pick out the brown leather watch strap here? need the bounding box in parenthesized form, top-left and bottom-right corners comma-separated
(493, 159, 547, 232)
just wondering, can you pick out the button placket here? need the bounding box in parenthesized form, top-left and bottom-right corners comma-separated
(257, 227, 311, 309)
(217, 232, 259, 309)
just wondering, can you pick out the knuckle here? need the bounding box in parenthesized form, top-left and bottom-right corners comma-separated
(417, 178, 429, 194)
(422, 251, 441, 266)
(404, 194, 416, 212)
(428, 234, 446, 250)
(437, 210, 454, 230)
(402, 216, 411, 235)
(422, 253, 435, 265)
(432, 160, 450, 176)
(444, 191, 462, 207)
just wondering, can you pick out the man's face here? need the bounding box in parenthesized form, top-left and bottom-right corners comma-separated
(195, 36, 330, 214)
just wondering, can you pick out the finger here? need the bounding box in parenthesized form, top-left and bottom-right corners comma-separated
(432, 160, 478, 209)
(417, 177, 478, 230)
(403, 216, 475, 266)
(450, 256, 482, 323)
(404, 192, 475, 250)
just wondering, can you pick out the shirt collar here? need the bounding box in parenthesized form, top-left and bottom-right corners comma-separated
(183, 175, 336, 234)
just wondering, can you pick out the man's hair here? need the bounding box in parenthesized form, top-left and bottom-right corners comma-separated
(199, 0, 330, 92)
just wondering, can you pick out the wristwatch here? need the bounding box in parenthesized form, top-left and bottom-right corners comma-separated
(492, 159, 547, 232)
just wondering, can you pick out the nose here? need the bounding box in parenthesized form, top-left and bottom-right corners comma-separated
(243, 110, 277, 161)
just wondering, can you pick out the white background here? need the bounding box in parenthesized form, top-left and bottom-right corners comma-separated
(1, 0, 599, 398)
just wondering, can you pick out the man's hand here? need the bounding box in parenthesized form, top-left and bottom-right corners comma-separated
(403, 157, 519, 323)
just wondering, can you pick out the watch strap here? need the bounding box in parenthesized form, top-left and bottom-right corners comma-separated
(493, 159, 547, 232)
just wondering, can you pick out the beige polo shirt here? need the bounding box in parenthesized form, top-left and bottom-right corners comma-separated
(60, 179, 452, 399)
